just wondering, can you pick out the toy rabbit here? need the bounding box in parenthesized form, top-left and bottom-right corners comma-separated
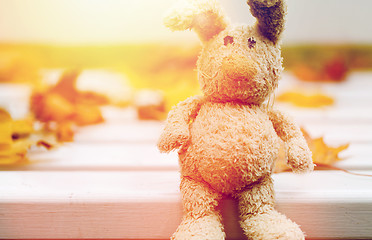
(158, 0, 314, 239)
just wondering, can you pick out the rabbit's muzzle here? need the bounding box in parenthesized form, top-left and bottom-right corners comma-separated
(222, 53, 258, 83)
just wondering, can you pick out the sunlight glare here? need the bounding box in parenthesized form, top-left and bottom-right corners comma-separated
(0, 0, 195, 44)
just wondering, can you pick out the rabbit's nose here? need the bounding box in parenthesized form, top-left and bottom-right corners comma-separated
(222, 54, 258, 81)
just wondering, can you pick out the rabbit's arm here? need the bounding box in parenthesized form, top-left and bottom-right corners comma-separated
(268, 109, 314, 173)
(157, 95, 204, 153)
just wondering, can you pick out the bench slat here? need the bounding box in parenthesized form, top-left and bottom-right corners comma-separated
(1, 171, 372, 239)
(0, 141, 368, 171)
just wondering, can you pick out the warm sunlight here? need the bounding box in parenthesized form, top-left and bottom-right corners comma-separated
(0, 0, 371, 44)
(0, 0, 195, 44)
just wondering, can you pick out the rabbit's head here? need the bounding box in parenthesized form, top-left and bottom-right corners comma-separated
(164, 0, 286, 105)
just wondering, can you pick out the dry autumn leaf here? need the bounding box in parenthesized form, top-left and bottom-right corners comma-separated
(0, 109, 12, 145)
(56, 121, 75, 142)
(12, 118, 34, 139)
(50, 70, 108, 106)
(134, 90, 167, 121)
(274, 128, 349, 173)
(31, 92, 75, 122)
(0, 108, 53, 165)
(277, 90, 334, 108)
(30, 69, 107, 141)
(0, 109, 16, 165)
(292, 56, 349, 82)
(74, 104, 104, 126)
(0, 109, 33, 165)
(301, 128, 349, 167)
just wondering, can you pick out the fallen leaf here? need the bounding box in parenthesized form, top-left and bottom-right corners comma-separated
(323, 56, 349, 81)
(134, 90, 167, 121)
(274, 128, 349, 173)
(301, 128, 349, 166)
(0, 109, 12, 145)
(0, 108, 53, 165)
(74, 105, 104, 126)
(292, 56, 349, 82)
(55, 121, 75, 142)
(50, 70, 109, 105)
(277, 90, 334, 108)
(0, 108, 30, 165)
(30, 69, 106, 141)
(12, 118, 34, 139)
(292, 64, 321, 82)
(36, 140, 54, 150)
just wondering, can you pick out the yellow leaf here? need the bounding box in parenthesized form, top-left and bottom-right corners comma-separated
(0, 140, 31, 165)
(30, 69, 108, 141)
(12, 119, 34, 139)
(74, 105, 104, 126)
(56, 121, 75, 142)
(0, 143, 13, 156)
(0, 108, 52, 165)
(301, 128, 349, 166)
(277, 90, 334, 108)
(274, 128, 349, 173)
(0, 109, 12, 144)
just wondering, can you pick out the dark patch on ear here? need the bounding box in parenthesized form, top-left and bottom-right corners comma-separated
(248, 37, 256, 49)
(247, 0, 286, 44)
(224, 36, 234, 46)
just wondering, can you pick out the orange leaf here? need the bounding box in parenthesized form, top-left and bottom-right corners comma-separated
(274, 128, 349, 173)
(0, 109, 29, 165)
(30, 69, 109, 141)
(0, 109, 12, 144)
(56, 121, 75, 142)
(74, 105, 104, 126)
(12, 118, 34, 139)
(301, 128, 349, 166)
(0, 108, 54, 165)
(277, 90, 334, 108)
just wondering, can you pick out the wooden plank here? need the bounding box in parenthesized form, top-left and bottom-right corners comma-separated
(0, 171, 180, 239)
(74, 121, 163, 143)
(336, 143, 372, 170)
(73, 120, 372, 144)
(303, 122, 372, 144)
(1, 171, 372, 239)
(0, 143, 178, 171)
(278, 72, 372, 108)
(277, 103, 372, 124)
(279, 72, 372, 93)
(0, 141, 368, 171)
(101, 106, 139, 123)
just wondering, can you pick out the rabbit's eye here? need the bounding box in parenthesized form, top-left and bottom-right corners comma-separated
(224, 36, 234, 46)
(248, 37, 256, 49)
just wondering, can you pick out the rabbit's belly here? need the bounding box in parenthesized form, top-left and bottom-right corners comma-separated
(183, 102, 280, 193)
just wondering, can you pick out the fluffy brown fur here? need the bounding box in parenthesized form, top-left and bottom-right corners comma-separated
(159, 0, 314, 239)
(248, 0, 287, 44)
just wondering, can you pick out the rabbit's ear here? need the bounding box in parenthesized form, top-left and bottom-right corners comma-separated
(164, 0, 228, 42)
(247, 0, 286, 44)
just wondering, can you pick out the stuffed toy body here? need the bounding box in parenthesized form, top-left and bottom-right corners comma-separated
(158, 0, 314, 239)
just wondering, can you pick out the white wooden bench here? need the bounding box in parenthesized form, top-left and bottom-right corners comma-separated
(1, 72, 372, 239)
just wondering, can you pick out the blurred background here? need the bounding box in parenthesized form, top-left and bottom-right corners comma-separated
(2, 0, 372, 44)
(0, 0, 371, 148)
(1, 0, 371, 104)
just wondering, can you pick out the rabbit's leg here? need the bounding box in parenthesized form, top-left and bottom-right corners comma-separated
(172, 176, 225, 240)
(235, 175, 305, 240)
